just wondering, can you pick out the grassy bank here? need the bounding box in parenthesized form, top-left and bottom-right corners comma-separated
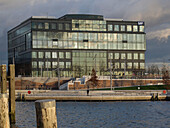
(93, 85, 169, 90)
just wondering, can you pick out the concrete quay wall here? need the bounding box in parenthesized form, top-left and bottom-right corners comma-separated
(14, 90, 170, 101)
(16, 95, 169, 101)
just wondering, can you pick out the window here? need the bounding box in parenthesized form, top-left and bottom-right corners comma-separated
(140, 63, 145, 69)
(121, 63, 125, 69)
(134, 62, 138, 69)
(32, 22, 37, 29)
(121, 25, 125, 31)
(127, 62, 132, 69)
(127, 25, 132, 31)
(140, 53, 145, 60)
(51, 23, 57, 29)
(134, 53, 138, 59)
(38, 52, 44, 58)
(139, 26, 144, 32)
(75, 23, 79, 28)
(59, 62, 64, 68)
(115, 53, 119, 59)
(115, 62, 120, 69)
(108, 24, 113, 31)
(45, 52, 51, 58)
(127, 53, 132, 59)
(66, 62, 71, 68)
(52, 52, 57, 58)
(37, 23, 44, 29)
(114, 25, 119, 31)
(65, 24, 70, 30)
(32, 62, 37, 68)
(66, 52, 71, 59)
(121, 53, 126, 59)
(59, 52, 64, 58)
(32, 52, 37, 58)
(133, 25, 138, 32)
(58, 23, 63, 30)
(45, 23, 49, 29)
(45, 62, 51, 68)
(108, 53, 113, 59)
(39, 61, 44, 68)
(52, 62, 58, 68)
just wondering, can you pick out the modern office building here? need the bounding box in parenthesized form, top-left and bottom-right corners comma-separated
(8, 14, 146, 77)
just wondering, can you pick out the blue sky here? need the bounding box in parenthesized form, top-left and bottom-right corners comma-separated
(0, 0, 170, 66)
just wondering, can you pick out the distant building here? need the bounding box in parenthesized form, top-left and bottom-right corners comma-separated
(8, 14, 146, 77)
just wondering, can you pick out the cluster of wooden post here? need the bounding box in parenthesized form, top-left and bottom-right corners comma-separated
(0, 64, 15, 127)
(0, 64, 58, 128)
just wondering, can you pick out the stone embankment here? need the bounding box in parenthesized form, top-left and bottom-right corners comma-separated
(13, 90, 170, 101)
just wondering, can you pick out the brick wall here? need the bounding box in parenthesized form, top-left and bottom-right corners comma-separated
(68, 79, 164, 90)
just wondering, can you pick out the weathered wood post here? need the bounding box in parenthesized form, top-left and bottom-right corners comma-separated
(35, 99, 57, 128)
(0, 65, 7, 94)
(9, 64, 16, 124)
(0, 94, 10, 128)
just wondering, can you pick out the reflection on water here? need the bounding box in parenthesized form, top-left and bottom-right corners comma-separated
(15, 101, 170, 128)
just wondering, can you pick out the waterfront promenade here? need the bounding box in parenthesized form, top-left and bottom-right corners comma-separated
(14, 90, 170, 101)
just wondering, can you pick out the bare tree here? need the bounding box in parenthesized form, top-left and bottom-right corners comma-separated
(87, 68, 99, 88)
(162, 65, 170, 87)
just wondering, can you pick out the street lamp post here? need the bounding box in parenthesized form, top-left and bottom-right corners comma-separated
(110, 59, 113, 90)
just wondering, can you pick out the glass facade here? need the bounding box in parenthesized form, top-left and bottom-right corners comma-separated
(8, 14, 146, 77)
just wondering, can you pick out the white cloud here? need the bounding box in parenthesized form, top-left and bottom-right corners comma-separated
(147, 28, 170, 41)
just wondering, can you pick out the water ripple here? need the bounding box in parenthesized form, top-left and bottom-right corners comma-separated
(15, 101, 170, 128)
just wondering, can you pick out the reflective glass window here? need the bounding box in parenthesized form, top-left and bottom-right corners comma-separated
(45, 23, 49, 29)
(52, 62, 58, 68)
(65, 23, 70, 30)
(52, 52, 57, 58)
(58, 23, 63, 30)
(38, 52, 44, 58)
(127, 25, 132, 32)
(121, 53, 126, 59)
(32, 22, 37, 29)
(51, 23, 57, 29)
(39, 61, 44, 68)
(32, 52, 37, 58)
(140, 63, 145, 69)
(121, 25, 125, 31)
(133, 25, 138, 32)
(127, 62, 132, 69)
(66, 62, 71, 68)
(134, 53, 138, 59)
(45, 52, 51, 58)
(66, 52, 71, 59)
(115, 62, 120, 69)
(108, 53, 113, 59)
(108, 24, 113, 31)
(59, 62, 64, 68)
(114, 25, 119, 31)
(140, 53, 145, 60)
(139, 26, 144, 32)
(32, 61, 37, 68)
(59, 52, 64, 58)
(121, 63, 125, 69)
(45, 62, 51, 68)
(37, 23, 44, 29)
(115, 53, 119, 59)
(134, 62, 138, 69)
(127, 53, 132, 59)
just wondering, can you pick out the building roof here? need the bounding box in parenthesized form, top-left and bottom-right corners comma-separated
(58, 14, 104, 20)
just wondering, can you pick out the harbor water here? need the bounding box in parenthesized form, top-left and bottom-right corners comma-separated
(15, 101, 170, 128)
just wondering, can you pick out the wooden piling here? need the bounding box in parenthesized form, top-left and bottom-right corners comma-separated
(0, 65, 7, 94)
(0, 94, 10, 128)
(35, 99, 57, 128)
(9, 64, 16, 124)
